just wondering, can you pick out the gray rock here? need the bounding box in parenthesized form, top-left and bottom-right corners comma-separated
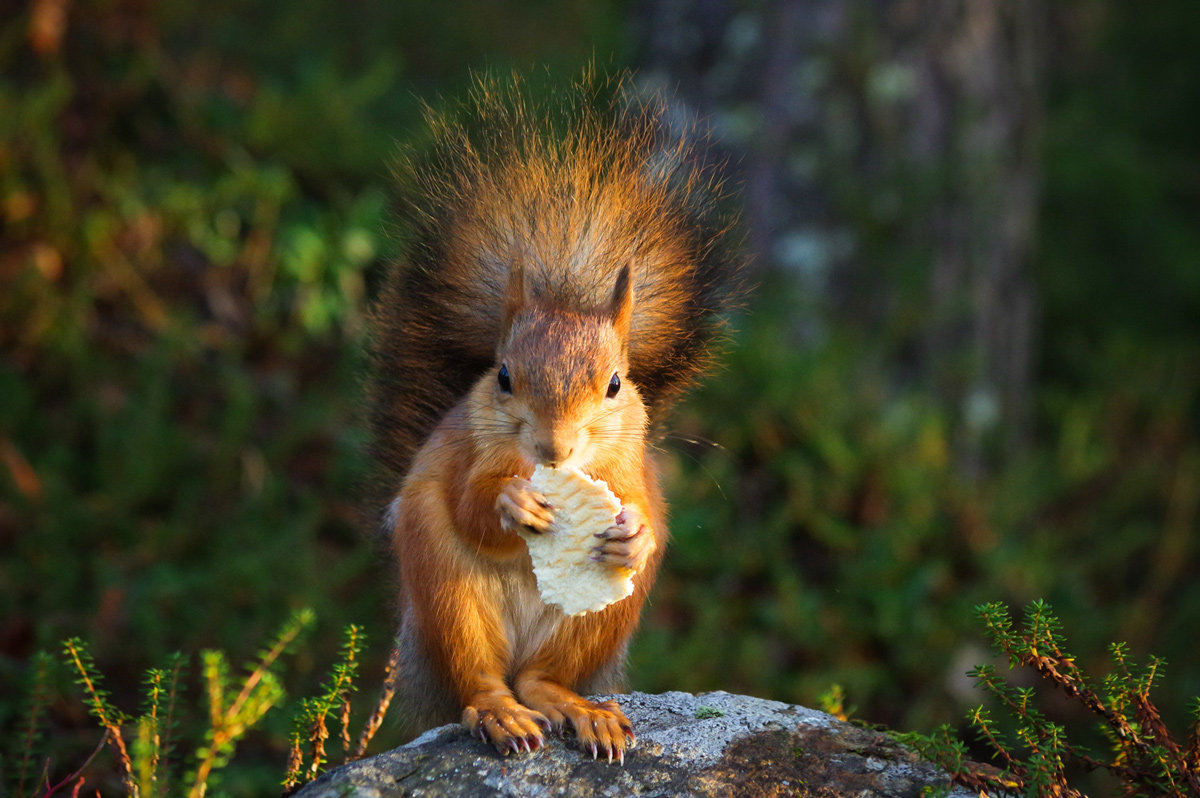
(294, 691, 973, 797)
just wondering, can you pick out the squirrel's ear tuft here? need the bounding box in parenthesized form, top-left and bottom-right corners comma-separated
(501, 263, 527, 337)
(608, 264, 634, 345)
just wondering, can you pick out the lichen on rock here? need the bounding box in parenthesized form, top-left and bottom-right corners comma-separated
(295, 691, 975, 797)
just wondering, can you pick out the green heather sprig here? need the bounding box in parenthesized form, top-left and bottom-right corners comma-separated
(899, 600, 1200, 797)
(284, 623, 365, 792)
(188, 608, 314, 798)
(63, 636, 138, 796)
(36, 609, 316, 798)
(10, 651, 55, 796)
(131, 653, 187, 798)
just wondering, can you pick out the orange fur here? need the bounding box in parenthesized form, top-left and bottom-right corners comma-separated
(373, 73, 740, 762)
(390, 298, 665, 760)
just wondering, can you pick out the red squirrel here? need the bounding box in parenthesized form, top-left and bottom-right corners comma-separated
(368, 74, 741, 763)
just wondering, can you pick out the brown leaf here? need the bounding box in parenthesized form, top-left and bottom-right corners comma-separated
(29, 0, 70, 56)
(0, 436, 42, 502)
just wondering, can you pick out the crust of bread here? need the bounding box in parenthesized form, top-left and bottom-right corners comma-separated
(521, 465, 634, 616)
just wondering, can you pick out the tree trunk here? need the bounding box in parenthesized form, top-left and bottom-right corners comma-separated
(631, 0, 1043, 472)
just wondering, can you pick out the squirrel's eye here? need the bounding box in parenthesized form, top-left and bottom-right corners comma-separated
(606, 372, 621, 399)
(498, 364, 512, 394)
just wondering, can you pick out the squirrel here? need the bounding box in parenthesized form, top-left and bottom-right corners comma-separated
(368, 74, 741, 763)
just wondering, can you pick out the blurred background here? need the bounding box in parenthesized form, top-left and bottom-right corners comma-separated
(2, 0, 1199, 794)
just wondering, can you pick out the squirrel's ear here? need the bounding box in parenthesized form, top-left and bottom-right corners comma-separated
(608, 264, 634, 345)
(501, 263, 527, 337)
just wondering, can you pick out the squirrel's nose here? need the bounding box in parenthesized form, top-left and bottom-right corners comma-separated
(535, 440, 573, 467)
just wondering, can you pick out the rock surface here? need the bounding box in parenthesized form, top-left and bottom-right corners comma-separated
(295, 691, 972, 797)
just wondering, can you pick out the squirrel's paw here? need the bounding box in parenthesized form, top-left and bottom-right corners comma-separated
(516, 678, 634, 763)
(462, 695, 552, 757)
(592, 507, 656, 573)
(496, 477, 554, 534)
(544, 697, 635, 764)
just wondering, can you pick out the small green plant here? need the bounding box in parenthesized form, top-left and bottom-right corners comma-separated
(900, 600, 1200, 797)
(8, 651, 55, 796)
(29, 609, 315, 798)
(133, 654, 188, 798)
(62, 636, 139, 794)
(187, 609, 314, 798)
(283, 624, 366, 792)
(817, 683, 852, 723)
(1, 611, 395, 797)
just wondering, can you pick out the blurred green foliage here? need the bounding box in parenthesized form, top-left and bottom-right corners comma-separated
(632, 6, 1200, 794)
(1, 0, 1199, 795)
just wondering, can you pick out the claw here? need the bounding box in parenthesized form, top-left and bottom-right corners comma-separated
(618, 747, 625, 766)
(607, 746, 613, 764)
(590, 742, 598, 760)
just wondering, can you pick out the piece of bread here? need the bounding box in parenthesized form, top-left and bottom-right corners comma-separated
(520, 465, 635, 616)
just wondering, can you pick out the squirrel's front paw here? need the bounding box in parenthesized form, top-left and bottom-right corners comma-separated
(462, 694, 551, 757)
(542, 696, 635, 764)
(497, 477, 554, 534)
(592, 507, 656, 573)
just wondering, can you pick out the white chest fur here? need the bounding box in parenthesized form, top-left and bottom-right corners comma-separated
(499, 555, 563, 671)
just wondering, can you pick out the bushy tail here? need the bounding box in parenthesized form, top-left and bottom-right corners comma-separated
(370, 72, 743, 480)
